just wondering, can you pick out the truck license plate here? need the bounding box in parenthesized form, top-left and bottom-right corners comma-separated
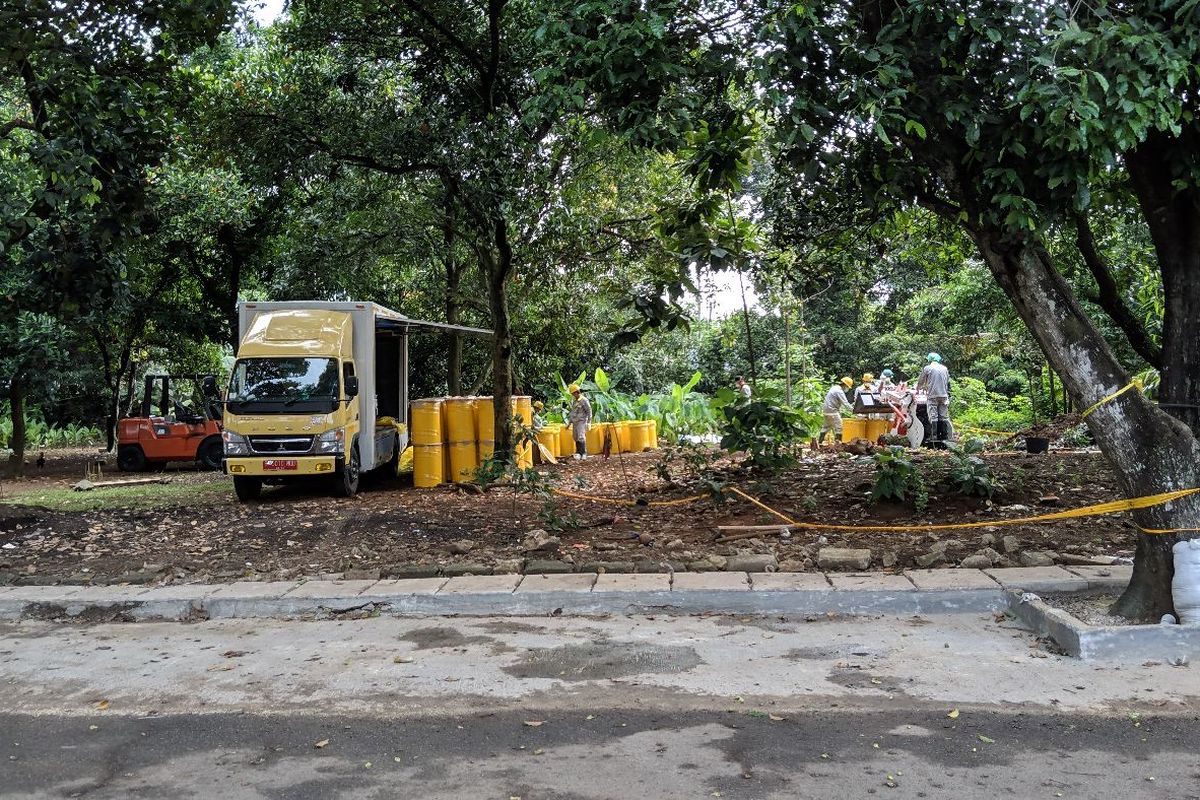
(262, 459, 298, 471)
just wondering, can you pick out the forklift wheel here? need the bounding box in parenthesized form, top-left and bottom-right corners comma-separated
(197, 436, 224, 471)
(233, 476, 263, 502)
(117, 445, 146, 472)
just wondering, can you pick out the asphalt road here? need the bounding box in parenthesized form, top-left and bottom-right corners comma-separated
(2, 612, 1199, 798)
(4, 708, 1200, 799)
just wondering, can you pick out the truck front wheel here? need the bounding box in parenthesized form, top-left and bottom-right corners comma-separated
(334, 443, 361, 498)
(233, 476, 263, 502)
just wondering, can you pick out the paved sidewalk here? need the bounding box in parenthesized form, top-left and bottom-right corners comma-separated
(0, 565, 1126, 621)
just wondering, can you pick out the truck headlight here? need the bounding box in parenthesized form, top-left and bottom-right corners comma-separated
(223, 430, 250, 456)
(316, 427, 345, 454)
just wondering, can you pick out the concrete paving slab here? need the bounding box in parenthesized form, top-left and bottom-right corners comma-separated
(207, 581, 300, 599)
(283, 580, 378, 599)
(749, 572, 830, 591)
(367, 578, 448, 596)
(905, 569, 1001, 591)
(136, 584, 222, 601)
(671, 572, 749, 591)
(828, 573, 915, 592)
(438, 575, 521, 595)
(593, 573, 671, 593)
(514, 573, 597, 593)
(986, 567, 1088, 593)
(0, 586, 81, 620)
(1062, 565, 1133, 589)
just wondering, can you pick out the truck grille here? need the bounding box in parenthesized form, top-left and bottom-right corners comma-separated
(248, 435, 315, 455)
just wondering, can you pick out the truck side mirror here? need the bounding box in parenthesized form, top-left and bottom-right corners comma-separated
(344, 376, 359, 399)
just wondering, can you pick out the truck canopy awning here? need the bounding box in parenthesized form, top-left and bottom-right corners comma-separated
(375, 317, 493, 337)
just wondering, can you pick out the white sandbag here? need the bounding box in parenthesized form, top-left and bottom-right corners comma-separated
(1171, 538, 1200, 625)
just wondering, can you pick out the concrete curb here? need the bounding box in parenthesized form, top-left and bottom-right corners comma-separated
(1003, 588, 1199, 662)
(0, 567, 1059, 622)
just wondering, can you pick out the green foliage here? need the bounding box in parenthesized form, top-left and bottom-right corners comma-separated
(871, 447, 928, 511)
(719, 398, 804, 471)
(951, 377, 1031, 432)
(945, 439, 1003, 500)
(546, 368, 726, 441)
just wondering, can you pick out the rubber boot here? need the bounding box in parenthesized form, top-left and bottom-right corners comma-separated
(936, 421, 949, 449)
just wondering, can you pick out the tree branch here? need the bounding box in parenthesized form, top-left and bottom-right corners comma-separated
(0, 118, 40, 139)
(1073, 211, 1162, 368)
(397, 0, 488, 76)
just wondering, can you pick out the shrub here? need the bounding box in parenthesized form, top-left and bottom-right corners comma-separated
(946, 438, 1004, 499)
(720, 399, 805, 471)
(871, 446, 928, 511)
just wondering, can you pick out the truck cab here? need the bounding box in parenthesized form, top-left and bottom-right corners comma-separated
(222, 302, 489, 502)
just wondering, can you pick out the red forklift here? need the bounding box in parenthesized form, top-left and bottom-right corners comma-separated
(116, 374, 224, 471)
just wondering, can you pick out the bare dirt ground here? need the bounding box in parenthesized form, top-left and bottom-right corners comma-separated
(0, 443, 1132, 586)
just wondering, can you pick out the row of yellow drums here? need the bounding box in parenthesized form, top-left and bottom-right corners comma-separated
(842, 417, 892, 443)
(535, 420, 659, 458)
(410, 396, 536, 487)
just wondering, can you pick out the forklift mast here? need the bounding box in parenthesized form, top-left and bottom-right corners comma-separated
(139, 374, 219, 420)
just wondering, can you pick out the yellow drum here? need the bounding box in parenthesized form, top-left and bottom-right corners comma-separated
(448, 441, 478, 482)
(513, 395, 533, 426)
(615, 421, 632, 453)
(585, 424, 604, 455)
(410, 399, 443, 445)
(413, 444, 444, 488)
(841, 418, 867, 443)
(866, 418, 891, 442)
(558, 424, 576, 456)
(444, 397, 477, 443)
(517, 441, 533, 469)
(537, 425, 560, 458)
(629, 420, 650, 452)
(478, 440, 495, 463)
(645, 419, 658, 449)
(475, 396, 494, 441)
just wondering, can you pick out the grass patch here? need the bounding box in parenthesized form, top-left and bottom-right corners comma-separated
(0, 478, 232, 513)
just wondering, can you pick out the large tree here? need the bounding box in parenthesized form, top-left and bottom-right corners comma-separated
(759, 0, 1200, 619)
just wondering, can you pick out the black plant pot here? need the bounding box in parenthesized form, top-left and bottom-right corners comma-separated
(1025, 436, 1050, 454)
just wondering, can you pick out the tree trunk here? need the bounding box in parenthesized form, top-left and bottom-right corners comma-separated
(1126, 135, 1200, 437)
(784, 308, 792, 407)
(444, 214, 464, 396)
(969, 227, 1200, 621)
(8, 376, 25, 477)
(483, 217, 514, 462)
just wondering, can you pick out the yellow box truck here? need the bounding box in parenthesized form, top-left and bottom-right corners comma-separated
(222, 301, 489, 501)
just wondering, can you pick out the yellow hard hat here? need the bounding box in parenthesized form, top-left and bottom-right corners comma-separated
(862, 373, 875, 383)
(568, 384, 580, 394)
(533, 401, 544, 410)
(840, 376, 854, 388)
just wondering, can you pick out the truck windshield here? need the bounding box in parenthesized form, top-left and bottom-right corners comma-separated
(226, 358, 340, 414)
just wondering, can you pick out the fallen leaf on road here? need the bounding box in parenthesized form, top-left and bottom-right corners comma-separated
(532, 748, 544, 755)
(768, 714, 785, 722)
(393, 656, 414, 664)
(221, 650, 248, 658)
(947, 709, 959, 719)
(207, 664, 236, 672)
(523, 720, 544, 727)
(314, 739, 330, 749)
(93, 699, 110, 711)
(978, 735, 995, 743)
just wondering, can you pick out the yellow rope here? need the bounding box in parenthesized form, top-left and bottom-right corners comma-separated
(723, 487, 1200, 534)
(552, 485, 1200, 535)
(550, 488, 708, 507)
(728, 487, 798, 525)
(1080, 380, 1142, 419)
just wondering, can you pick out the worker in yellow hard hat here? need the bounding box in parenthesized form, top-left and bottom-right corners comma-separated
(819, 377, 855, 445)
(532, 400, 546, 432)
(567, 384, 592, 459)
(854, 372, 876, 405)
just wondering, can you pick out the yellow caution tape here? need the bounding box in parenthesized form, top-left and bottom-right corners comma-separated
(550, 488, 708, 508)
(1080, 380, 1142, 419)
(957, 425, 1018, 437)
